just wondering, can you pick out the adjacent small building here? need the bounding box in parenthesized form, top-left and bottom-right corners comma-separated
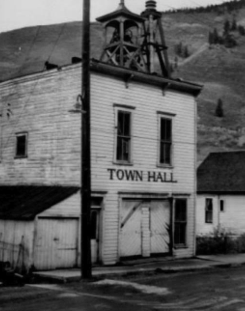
(197, 151, 245, 237)
(0, 1, 202, 271)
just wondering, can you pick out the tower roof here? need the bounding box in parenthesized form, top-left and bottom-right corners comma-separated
(96, 1, 144, 23)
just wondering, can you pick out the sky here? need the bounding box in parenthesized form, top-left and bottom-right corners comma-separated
(0, 0, 225, 33)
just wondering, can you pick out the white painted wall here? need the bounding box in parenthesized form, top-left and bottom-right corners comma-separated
(196, 194, 245, 236)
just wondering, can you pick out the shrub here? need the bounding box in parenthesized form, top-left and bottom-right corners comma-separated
(196, 227, 245, 255)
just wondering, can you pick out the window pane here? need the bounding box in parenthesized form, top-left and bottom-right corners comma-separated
(117, 111, 131, 162)
(16, 135, 26, 156)
(118, 111, 130, 136)
(160, 118, 172, 165)
(175, 199, 187, 221)
(174, 223, 186, 245)
(161, 118, 171, 141)
(174, 199, 187, 245)
(205, 198, 213, 223)
(117, 137, 130, 161)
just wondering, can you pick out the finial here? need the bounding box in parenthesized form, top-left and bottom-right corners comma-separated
(145, 0, 157, 10)
(117, 0, 125, 10)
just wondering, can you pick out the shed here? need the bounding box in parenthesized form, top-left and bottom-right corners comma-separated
(196, 151, 245, 236)
(0, 185, 80, 272)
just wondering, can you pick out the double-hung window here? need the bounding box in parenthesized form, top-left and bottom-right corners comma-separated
(116, 110, 131, 163)
(159, 117, 172, 166)
(205, 198, 213, 223)
(174, 198, 187, 246)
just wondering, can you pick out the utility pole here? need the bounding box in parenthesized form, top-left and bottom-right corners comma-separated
(81, 0, 92, 278)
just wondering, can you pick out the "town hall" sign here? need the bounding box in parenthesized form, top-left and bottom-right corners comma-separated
(107, 169, 177, 183)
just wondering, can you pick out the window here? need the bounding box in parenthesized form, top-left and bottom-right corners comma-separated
(159, 117, 172, 165)
(15, 133, 28, 158)
(174, 199, 187, 246)
(205, 198, 213, 223)
(116, 110, 131, 162)
(220, 200, 224, 212)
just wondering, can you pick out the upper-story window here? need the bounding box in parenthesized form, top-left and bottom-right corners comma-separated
(159, 117, 172, 166)
(117, 110, 131, 162)
(15, 132, 28, 158)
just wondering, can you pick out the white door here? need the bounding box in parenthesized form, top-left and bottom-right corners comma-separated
(120, 200, 142, 257)
(90, 209, 100, 264)
(150, 200, 170, 254)
(34, 218, 78, 270)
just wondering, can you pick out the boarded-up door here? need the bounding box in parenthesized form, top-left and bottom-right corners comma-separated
(34, 218, 78, 270)
(150, 200, 170, 254)
(120, 200, 142, 257)
(120, 199, 170, 258)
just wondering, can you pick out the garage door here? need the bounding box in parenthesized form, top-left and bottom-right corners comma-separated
(34, 218, 78, 270)
(120, 200, 170, 258)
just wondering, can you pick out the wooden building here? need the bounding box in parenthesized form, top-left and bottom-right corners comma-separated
(0, 1, 202, 271)
(197, 151, 245, 237)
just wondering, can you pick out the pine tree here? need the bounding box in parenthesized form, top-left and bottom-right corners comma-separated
(231, 17, 237, 31)
(215, 99, 224, 117)
(224, 19, 230, 35)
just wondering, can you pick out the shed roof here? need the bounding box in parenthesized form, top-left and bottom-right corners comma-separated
(0, 186, 79, 220)
(197, 151, 245, 194)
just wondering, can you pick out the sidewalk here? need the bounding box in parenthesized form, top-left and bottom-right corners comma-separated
(33, 254, 245, 283)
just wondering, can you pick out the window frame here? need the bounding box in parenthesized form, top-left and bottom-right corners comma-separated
(157, 112, 175, 168)
(174, 198, 187, 247)
(205, 198, 213, 223)
(114, 104, 134, 165)
(15, 132, 28, 159)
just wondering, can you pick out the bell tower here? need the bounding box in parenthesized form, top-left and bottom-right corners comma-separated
(96, 0, 147, 71)
(141, 0, 170, 77)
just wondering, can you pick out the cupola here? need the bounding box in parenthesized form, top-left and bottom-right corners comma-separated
(96, 0, 147, 71)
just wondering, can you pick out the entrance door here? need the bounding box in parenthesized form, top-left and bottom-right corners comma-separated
(90, 209, 100, 264)
(34, 218, 78, 270)
(120, 199, 171, 258)
(150, 200, 170, 254)
(120, 200, 142, 257)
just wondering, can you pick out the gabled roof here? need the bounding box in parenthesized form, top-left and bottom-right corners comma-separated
(197, 151, 245, 194)
(0, 186, 79, 220)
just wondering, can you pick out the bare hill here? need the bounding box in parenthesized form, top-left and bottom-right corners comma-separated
(1, 2, 245, 164)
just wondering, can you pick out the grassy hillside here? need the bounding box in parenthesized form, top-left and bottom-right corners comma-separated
(1, 1, 245, 164)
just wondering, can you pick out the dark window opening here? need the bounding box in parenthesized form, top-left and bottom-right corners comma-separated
(174, 199, 187, 246)
(220, 200, 224, 212)
(116, 111, 131, 162)
(205, 198, 213, 223)
(160, 118, 172, 165)
(16, 133, 27, 158)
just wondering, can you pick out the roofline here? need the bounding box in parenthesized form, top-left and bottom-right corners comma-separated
(90, 60, 202, 96)
(0, 59, 202, 96)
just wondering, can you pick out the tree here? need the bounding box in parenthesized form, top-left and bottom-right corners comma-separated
(215, 98, 224, 117)
(224, 19, 230, 35)
(238, 25, 245, 36)
(231, 17, 237, 31)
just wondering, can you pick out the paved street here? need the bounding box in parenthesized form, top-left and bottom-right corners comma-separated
(2, 266, 245, 310)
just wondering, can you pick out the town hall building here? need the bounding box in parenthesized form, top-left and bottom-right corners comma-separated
(0, 1, 202, 271)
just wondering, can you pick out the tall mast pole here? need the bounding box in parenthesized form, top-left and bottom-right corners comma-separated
(81, 0, 92, 279)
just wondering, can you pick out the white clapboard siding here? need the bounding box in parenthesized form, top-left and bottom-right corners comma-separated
(196, 195, 245, 237)
(0, 63, 197, 264)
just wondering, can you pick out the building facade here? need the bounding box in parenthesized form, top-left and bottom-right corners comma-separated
(0, 1, 202, 270)
(197, 151, 245, 237)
